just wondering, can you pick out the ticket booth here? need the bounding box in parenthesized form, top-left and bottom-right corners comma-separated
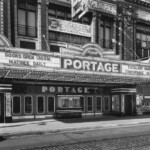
(0, 84, 12, 123)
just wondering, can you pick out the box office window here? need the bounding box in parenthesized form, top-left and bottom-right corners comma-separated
(57, 96, 82, 109)
(25, 96, 32, 114)
(87, 97, 93, 112)
(37, 96, 44, 114)
(13, 96, 21, 115)
(96, 97, 102, 112)
(48, 96, 54, 113)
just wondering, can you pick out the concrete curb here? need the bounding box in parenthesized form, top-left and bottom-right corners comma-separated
(2, 120, 150, 138)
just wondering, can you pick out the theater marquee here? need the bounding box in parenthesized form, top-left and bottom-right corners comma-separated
(61, 58, 120, 73)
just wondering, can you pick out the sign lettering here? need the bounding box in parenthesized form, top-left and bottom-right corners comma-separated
(0, 51, 60, 68)
(42, 86, 102, 94)
(62, 58, 120, 73)
(49, 18, 91, 37)
(89, 0, 117, 15)
(6, 93, 11, 117)
(121, 64, 150, 75)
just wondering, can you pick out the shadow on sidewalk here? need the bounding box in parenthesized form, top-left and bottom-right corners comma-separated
(0, 136, 6, 142)
(55, 115, 150, 123)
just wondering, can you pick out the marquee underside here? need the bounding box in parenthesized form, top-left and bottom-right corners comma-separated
(0, 65, 149, 85)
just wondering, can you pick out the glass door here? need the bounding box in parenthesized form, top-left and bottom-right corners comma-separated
(103, 96, 110, 111)
(125, 94, 133, 116)
(96, 96, 102, 112)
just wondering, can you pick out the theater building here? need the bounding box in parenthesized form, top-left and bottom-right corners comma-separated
(0, 0, 150, 122)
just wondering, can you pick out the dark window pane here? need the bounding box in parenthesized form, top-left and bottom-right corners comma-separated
(104, 97, 109, 111)
(13, 96, 21, 114)
(48, 97, 54, 113)
(80, 97, 84, 111)
(18, 0, 26, 9)
(88, 97, 93, 112)
(37, 96, 44, 113)
(50, 45, 60, 53)
(25, 96, 32, 114)
(96, 97, 102, 112)
(57, 9, 65, 19)
(20, 41, 35, 49)
(27, 0, 37, 10)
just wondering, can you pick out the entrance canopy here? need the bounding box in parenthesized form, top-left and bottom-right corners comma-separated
(0, 47, 150, 84)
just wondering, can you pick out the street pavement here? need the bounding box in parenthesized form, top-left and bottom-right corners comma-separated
(1, 115, 150, 137)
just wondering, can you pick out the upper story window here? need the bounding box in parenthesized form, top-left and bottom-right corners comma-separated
(136, 32, 150, 59)
(17, 0, 37, 37)
(136, 33, 150, 49)
(48, 3, 71, 21)
(49, 31, 91, 49)
(100, 17, 113, 49)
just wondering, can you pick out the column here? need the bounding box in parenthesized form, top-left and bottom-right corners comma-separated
(7, 0, 11, 42)
(98, 13, 101, 46)
(91, 12, 97, 43)
(112, 18, 117, 52)
(118, 20, 123, 59)
(14, 0, 18, 47)
(0, 0, 4, 34)
(37, 0, 42, 50)
(133, 20, 137, 60)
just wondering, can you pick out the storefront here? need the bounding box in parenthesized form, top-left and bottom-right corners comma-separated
(0, 45, 150, 122)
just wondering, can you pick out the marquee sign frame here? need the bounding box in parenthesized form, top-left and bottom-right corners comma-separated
(0, 46, 150, 84)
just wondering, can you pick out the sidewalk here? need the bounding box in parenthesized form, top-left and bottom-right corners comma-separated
(1, 115, 150, 138)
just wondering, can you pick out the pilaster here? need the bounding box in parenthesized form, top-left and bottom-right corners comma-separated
(91, 12, 97, 43)
(37, 0, 42, 50)
(112, 18, 117, 52)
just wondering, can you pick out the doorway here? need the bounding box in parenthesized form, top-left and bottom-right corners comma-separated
(125, 94, 133, 116)
(0, 93, 4, 122)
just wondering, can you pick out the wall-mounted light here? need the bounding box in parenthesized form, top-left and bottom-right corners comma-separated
(43, 35, 50, 52)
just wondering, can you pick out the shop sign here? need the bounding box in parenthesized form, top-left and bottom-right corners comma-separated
(5, 93, 11, 117)
(42, 86, 102, 94)
(61, 58, 120, 73)
(89, 0, 117, 15)
(0, 51, 60, 68)
(49, 18, 91, 37)
(137, 10, 150, 22)
(121, 64, 150, 75)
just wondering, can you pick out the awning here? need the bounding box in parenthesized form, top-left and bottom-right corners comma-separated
(0, 64, 150, 85)
(0, 46, 150, 85)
